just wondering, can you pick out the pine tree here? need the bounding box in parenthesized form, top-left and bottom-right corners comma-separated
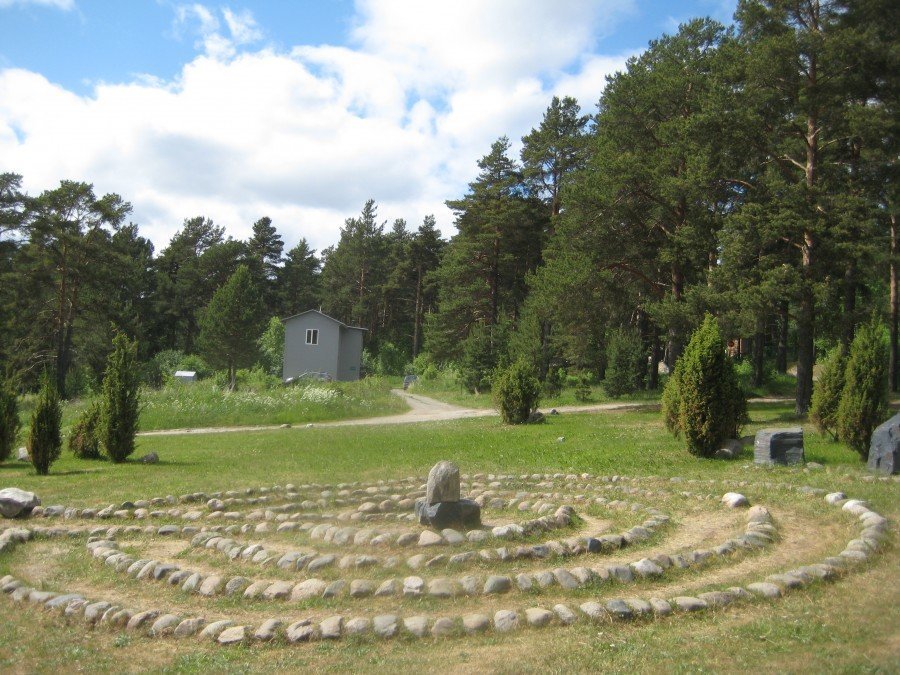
(836, 318, 889, 459)
(28, 372, 61, 475)
(278, 238, 321, 317)
(0, 372, 19, 463)
(198, 265, 264, 390)
(604, 327, 646, 398)
(810, 345, 847, 440)
(662, 315, 747, 457)
(100, 333, 140, 463)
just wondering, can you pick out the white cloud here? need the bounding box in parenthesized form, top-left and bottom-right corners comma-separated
(0, 1, 634, 253)
(0, 0, 74, 9)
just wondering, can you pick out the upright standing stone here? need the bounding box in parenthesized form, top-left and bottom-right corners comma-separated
(754, 428, 804, 465)
(868, 413, 900, 475)
(426, 461, 460, 504)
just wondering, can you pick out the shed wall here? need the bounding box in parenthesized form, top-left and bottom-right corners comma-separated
(282, 313, 340, 380)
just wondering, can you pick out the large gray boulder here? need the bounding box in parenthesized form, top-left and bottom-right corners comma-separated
(426, 461, 460, 504)
(0, 488, 40, 519)
(754, 428, 804, 465)
(415, 498, 481, 529)
(868, 413, 900, 475)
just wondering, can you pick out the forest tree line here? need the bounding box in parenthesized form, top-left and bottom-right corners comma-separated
(0, 1, 896, 415)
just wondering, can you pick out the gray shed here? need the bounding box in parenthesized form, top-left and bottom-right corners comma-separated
(282, 310, 367, 382)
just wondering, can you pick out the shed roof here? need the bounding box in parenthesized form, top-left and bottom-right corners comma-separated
(282, 309, 367, 331)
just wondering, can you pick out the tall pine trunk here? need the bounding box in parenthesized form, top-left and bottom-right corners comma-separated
(891, 213, 899, 392)
(777, 301, 789, 374)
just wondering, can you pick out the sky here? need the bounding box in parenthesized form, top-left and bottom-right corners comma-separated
(0, 0, 738, 253)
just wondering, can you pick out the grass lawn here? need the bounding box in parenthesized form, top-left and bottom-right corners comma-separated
(14, 377, 408, 441)
(0, 403, 897, 673)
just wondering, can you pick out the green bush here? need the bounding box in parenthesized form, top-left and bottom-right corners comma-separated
(493, 360, 541, 424)
(0, 375, 19, 463)
(28, 373, 62, 475)
(68, 399, 103, 459)
(374, 341, 407, 376)
(810, 345, 847, 440)
(836, 318, 889, 459)
(178, 354, 212, 379)
(661, 314, 748, 457)
(603, 328, 646, 398)
(100, 333, 141, 463)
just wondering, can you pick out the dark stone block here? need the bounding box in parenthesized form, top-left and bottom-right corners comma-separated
(415, 498, 481, 529)
(868, 413, 900, 475)
(754, 427, 804, 465)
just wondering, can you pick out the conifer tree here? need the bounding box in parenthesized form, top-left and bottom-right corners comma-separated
(69, 399, 103, 460)
(810, 345, 847, 440)
(662, 315, 747, 457)
(198, 265, 264, 390)
(493, 360, 541, 424)
(0, 372, 19, 463)
(28, 372, 61, 475)
(100, 332, 140, 463)
(836, 318, 889, 459)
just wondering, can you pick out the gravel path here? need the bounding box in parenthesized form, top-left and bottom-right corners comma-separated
(137, 390, 792, 437)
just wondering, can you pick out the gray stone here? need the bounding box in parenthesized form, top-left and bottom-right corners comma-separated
(649, 598, 673, 616)
(197, 575, 224, 596)
(217, 625, 247, 645)
(16, 447, 29, 462)
(373, 614, 399, 638)
(553, 604, 578, 624)
(426, 461, 460, 504)
(418, 530, 444, 546)
(493, 610, 519, 632)
(254, 619, 281, 641)
(286, 620, 318, 643)
(415, 498, 481, 529)
(672, 596, 707, 612)
(631, 559, 664, 578)
(428, 577, 457, 598)
(173, 617, 206, 637)
(126, 610, 161, 630)
(623, 598, 653, 616)
(462, 613, 490, 634)
(149, 614, 181, 636)
(291, 578, 327, 600)
(579, 601, 608, 621)
(868, 413, 900, 474)
(722, 492, 749, 508)
(754, 427, 804, 465)
(374, 578, 400, 597)
(323, 580, 346, 598)
(224, 577, 250, 596)
(747, 582, 782, 598)
(525, 607, 554, 627)
(605, 599, 634, 620)
(483, 575, 512, 594)
(349, 579, 375, 598)
(715, 439, 743, 460)
(345, 617, 371, 636)
(698, 591, 733, 607)
(242, 580, 269, 599)
(0, 488, 40, 518)
(431, 617, 455, 637)
(319, 614, 344, 640)
(138, 452, 159, 465)
(403, 576, 425, 596)
(403, 616, 429, 637)
(181, 572, 202, 593)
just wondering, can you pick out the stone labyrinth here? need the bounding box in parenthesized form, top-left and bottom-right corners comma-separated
(0, 467, 892, 646)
